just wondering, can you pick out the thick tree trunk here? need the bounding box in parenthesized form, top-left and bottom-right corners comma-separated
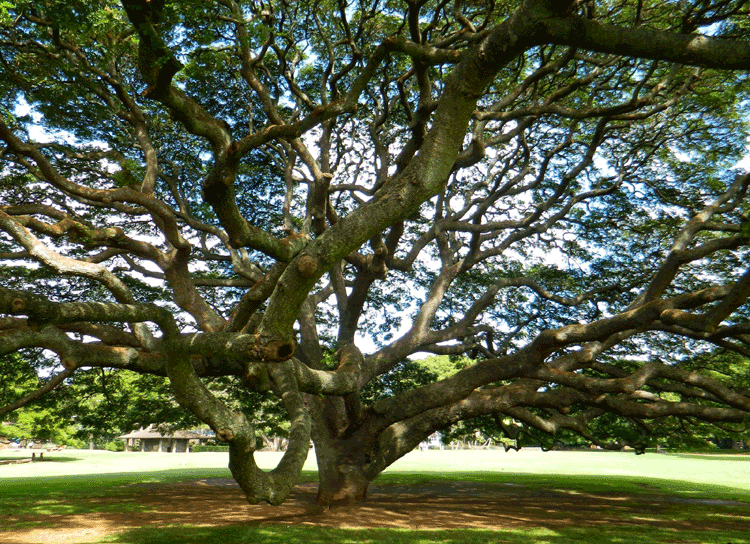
(305, 374, 379, 505)
(313, 437, 371, 504)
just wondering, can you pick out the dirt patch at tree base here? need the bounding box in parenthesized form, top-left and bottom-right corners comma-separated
(1, 479, 748, 544)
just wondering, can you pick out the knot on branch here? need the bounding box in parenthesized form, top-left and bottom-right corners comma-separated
(248, 334, 297, 362)
(104, 227, 125, 241)
(216, 429, 234, 442)
(268, 341, 296, 360)
(61, 357, 78, 370)
(297, 254, 319, 278)
(0, 289, 59, 323)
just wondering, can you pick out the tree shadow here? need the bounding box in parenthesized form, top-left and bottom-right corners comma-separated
(101, 524, 750, 544)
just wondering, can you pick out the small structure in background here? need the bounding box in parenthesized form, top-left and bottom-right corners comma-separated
(419, 432, 444, 451)
(119, 427, 206, 453)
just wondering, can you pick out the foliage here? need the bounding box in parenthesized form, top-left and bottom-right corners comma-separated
(0, 354, 82, 445)
(0, 408, 81, 446)
(191, 444, 229, 453)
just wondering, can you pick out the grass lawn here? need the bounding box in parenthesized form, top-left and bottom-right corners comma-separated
(96, 525, 750, 544)
(1, 448, 749, 544)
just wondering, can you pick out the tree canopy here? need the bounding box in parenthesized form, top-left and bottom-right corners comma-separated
(2, 0, 750, 504)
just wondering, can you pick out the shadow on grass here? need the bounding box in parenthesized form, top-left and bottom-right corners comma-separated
(2, 467, 748, 524)
(3, 468, 750, 543)
(666, 452, 750, 461)
(375, 471, 750, 503)
(0, 467, 234, 494)
(0, 467, 237, 522)
(99, 525, 750, 544)
(0, 456, 82, 463)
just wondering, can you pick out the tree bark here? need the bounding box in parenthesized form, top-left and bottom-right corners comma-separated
(313, 437, 372, 505)
(308, 386, 374, 504)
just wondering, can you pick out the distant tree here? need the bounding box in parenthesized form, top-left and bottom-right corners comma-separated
(0, 353, 80, 446)
(59, 369, 198, 445)
(2, 0, 750, 505)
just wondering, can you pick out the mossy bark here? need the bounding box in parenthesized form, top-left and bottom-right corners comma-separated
(314, 437, 372, 504)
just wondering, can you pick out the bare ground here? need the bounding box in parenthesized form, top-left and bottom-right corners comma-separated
(1, 478, 748, 544)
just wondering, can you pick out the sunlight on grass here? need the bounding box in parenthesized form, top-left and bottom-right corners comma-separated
(375, 470, 750, 503)
(96, 525, 750, 544)
(3, 450, 750, 543)
(99, 526, 565, 544)
(27, 499, 78, 516)
(710, 513, 750, 521)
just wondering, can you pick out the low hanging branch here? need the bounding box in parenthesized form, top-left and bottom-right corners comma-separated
(0, 287, 179, 338)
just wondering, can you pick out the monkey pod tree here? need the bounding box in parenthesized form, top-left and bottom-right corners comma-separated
(2, 0, 750, 505)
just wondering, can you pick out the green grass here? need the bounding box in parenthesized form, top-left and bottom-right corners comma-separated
(97, 525, 750, 544)
(2, 450, 749, 544)
(375, 470, 750, 502)
(4, 467, 745, 522)
(0, 467, 235, 521)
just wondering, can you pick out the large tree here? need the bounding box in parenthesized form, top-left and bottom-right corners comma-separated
(2, 0, 750, 505)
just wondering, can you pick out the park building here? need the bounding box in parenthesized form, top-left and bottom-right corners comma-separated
(119, 427, 210, 453)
